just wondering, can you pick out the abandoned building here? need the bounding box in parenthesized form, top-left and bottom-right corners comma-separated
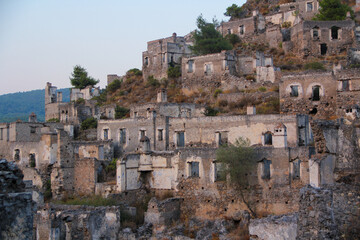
(280, 69, 360, 119)
(291, 20, 355, 57)
(142, 33, 192, 81)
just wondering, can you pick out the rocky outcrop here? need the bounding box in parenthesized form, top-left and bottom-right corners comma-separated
(0, 159, 34, 240)
(0, 159, 25, 193)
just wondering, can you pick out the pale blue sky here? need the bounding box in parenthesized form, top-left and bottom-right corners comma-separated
(0, 0, 245, 95)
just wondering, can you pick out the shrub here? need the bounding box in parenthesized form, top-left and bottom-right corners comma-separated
(245, 75, 255, 81)
(281, 21, 292, 28)
(92, 89, 107, 106)
(213, 89, 223, 98)
(47, 118, 59, 123)
(106, 158, 117, 172)
(75, 98, 85, 104)
(218, 100, 228, 107)
(115, 106, 130, 119)
(225, 34, 241, 46)
(107, 79, 122, 93)
(258, 87, 267, 92)
(81, 117, 97, 130)
(167, 65, 181, 78)
(126, 68, 142, 76)
(146, 76, 161, 88)
(44, 180, 52, 201)
(304, 62, 326, 70)
(203, 106, 219, 116)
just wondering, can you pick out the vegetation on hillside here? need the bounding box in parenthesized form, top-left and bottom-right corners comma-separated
(314, 0, 354, 20)
(191, 15, 232, 55)
(70, 65, 99, 89)
(0, 88, 70, 123)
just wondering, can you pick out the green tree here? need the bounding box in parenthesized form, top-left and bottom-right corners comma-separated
(224, 4, 244, 19)
(191, 15, 233, 55)
(81, 117, 97, 130)
(216, 138, 257, 217)
(70, 65, 99, 89)
(115, 106, 130, 119)
(313, 0, 354, 21)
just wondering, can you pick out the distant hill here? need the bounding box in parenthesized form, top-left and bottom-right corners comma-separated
(0, 88, 70, 123)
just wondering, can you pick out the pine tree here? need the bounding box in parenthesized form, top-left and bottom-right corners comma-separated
(314, 0, 353, 21)
(70, 65, 99, 89)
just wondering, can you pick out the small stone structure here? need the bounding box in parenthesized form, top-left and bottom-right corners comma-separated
(142, 33, 192, 81)
(144, 197, 182, 226)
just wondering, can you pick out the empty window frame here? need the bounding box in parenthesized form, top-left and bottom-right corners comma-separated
(342, 80, 350, 91)
(307, 2, 313, 12)
(214, 162, 225, 181)
(176, 131, 185, 147)
(14, 149, 20, 161)
(144, 57, 149, 66)
(312, 85, 321, 101)
(140, 130, 146, 138)
(205, 64, 212, 76)
(331, 26, 340, 40)
(320, 43, 327, 55)
(290, 85, 299, 97)
(292, 158, 301, 179)
(264, 132, 272, 145)
(239, 25, 245, 35)
(158, 129, 163, 141)
(189, 162, 199, 177)
(216, 132, 228, 146)
(312, 27, 319, 39)
(227, 28, 231, 35)
(187, 60, 194, 73)
(29, 153, 36, 167)
(261, 159, 272, 180)
(119, 128, 126, 144)
(30, 126, 36, 134)
(103, 129, 109, 140)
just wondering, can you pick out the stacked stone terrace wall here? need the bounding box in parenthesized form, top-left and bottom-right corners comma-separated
(297, 184, 360, 239)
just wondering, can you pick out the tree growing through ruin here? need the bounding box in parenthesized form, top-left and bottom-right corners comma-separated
(313, 0, 354, 21)
(224, 4, 244, 20)
(191, 15, 232, 55)
(70, 65, 99, 89)
(216, 137, 257, 217)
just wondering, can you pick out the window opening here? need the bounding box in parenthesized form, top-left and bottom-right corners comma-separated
(290, 85, 299, 97)
(312, 85, 320, 101)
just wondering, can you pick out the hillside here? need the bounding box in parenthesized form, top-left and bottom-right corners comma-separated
(0, 88, 70, 123)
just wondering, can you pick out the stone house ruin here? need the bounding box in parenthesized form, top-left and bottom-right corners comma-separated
(280, 69, 360, 119)
(45, 82, 115, 125)
(219, 11, 266, 40)
(290, 20, 355, 57)
(142, 33, 192, 81)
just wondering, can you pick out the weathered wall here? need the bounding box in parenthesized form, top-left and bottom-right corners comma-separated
(35, 204, 121, 240)
(0, 159, 34, 240)
(280, 71, 337, 119)
(297, 184, 360, 239)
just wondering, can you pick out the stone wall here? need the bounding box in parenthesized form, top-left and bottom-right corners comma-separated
(35, 204, 121, 240)
(280, 71, 337, 119)
(297, 184, 360, 239)
(0, 159, 34, 240)
(249, 214, 298, 240)
(291, 20, 355, 57)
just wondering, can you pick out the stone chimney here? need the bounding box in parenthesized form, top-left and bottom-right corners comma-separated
(28, 112, 37, 122)
(172, 32, 177, 43)
(247, 106, 256, 115)
(157, 89, 167, 103)
(346, 11, 351, 19)
(273, 123, 287, 148)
